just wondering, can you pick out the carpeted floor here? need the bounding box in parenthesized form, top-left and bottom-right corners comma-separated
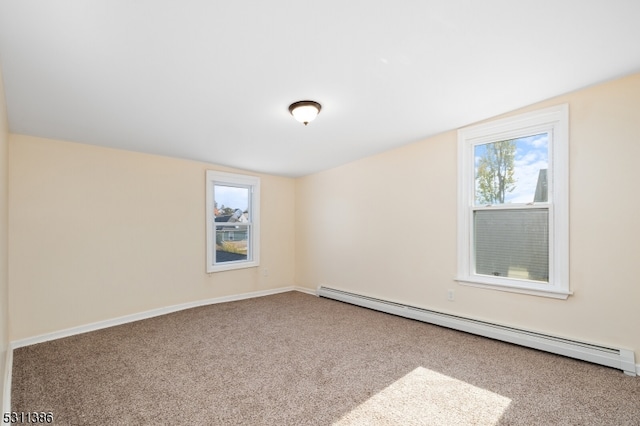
(11, 291, 640, 425)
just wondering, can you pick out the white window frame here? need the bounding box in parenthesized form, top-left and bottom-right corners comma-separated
(206, 170, 260, 273)
(456, 104, 570, 299)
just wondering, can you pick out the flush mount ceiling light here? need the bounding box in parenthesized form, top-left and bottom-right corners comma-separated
(288, 100, 322, 126)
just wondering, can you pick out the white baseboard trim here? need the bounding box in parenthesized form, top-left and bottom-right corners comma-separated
(3, 347, 13, 414)
(11, 286, 298, 349)
(293, 286, 317, 296)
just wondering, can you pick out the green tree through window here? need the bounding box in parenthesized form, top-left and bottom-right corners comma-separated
(475, 140, 516, 204)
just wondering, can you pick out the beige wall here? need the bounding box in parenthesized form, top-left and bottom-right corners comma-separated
(0, 67, 10, 406)
(8, 136, 296, 340)
(295, 73, 640, 361)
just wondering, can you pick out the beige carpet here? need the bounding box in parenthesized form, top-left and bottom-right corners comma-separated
(11, 291, 640, 425)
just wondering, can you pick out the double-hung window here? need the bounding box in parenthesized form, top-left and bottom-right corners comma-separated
(457, 104, 570, 299)
(206, 170, 260, 273)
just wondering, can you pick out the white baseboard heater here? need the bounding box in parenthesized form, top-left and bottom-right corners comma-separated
(317, 286, 637, 376)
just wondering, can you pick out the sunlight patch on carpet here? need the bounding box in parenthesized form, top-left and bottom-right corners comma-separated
(333, 367, 511, 425)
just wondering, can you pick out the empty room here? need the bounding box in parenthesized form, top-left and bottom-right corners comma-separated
(0, 1, 639, 425)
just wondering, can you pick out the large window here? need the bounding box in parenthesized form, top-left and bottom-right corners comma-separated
(457, 105, 569, 299)
(206, 170, 260, 273)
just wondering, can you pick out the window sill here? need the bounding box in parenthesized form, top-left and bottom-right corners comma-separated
(207, 260, 259, 273)
(455, 276, 572, 299)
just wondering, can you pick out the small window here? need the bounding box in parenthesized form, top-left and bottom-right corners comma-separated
(457, 105, 569, 299)
(206, 171, 260, 273)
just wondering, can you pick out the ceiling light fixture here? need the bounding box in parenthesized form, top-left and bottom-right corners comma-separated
(288, 100, 322, 126)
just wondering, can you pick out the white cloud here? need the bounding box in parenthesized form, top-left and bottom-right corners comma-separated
(506, 134, 548, 203)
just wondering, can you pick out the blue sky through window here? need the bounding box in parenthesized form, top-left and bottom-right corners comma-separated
(214, 185, 249, 212)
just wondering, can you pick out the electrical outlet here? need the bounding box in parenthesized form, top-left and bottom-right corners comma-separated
(262, 268, 269, 277)
(447, 289, 455, 301)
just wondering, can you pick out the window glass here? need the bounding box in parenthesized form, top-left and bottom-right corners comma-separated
(214, 184, 250, 264)
(474, 133, 549, 205)
(474, 209, 549, 282)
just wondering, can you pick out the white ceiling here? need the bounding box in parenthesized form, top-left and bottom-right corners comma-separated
(1, 1, 639, 177)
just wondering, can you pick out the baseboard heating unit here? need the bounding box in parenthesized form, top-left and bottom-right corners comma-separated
(317, 286, 637, 376)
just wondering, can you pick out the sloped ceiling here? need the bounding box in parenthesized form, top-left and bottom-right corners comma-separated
(1, 1, 639, 177)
